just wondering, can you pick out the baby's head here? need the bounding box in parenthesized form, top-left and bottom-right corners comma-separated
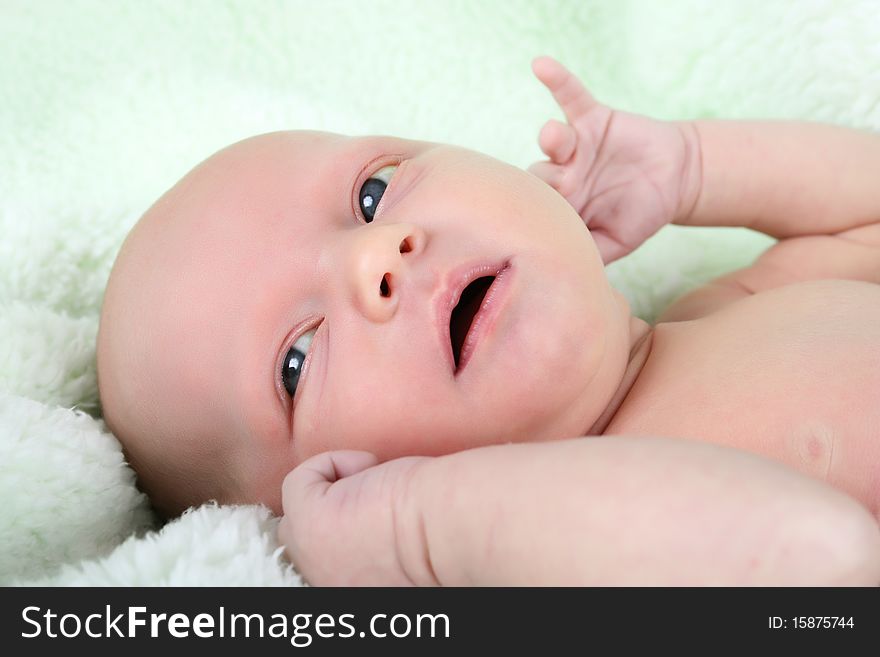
(97, 131, 634, 516)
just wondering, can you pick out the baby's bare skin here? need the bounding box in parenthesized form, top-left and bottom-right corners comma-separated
(98, 56, 880, 585)
(605, 280, 880, 516)
(529, 56, 880, 518)
(279, 90, 880, 584)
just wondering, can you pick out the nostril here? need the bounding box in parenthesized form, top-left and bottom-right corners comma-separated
(380, 274, 391, 297)
(399, 238, 412, 254)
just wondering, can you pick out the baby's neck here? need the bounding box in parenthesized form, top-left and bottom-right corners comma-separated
(586, 316, 654, 435)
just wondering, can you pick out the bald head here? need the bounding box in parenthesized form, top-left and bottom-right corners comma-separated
(97, 131, 319, 515)
(98, 145, 239, 515)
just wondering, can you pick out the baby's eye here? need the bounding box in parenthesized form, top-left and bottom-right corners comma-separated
(281, 327, 316, 398)
(358, 165, 397, 223)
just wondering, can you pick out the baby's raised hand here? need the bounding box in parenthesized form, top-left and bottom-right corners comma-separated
(278, 451, 433, 586)
(529, 56, 701, 264)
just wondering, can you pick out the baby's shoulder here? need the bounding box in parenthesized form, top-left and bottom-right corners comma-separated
(606, 280, 880, 436)
(610, 281, 880, 514)
(657, 278, 880, 336)
(640, 281, 880, 399)
(658, 226, 880, 324)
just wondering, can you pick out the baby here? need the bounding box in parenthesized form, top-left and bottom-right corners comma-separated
(96, 57, 880, 585)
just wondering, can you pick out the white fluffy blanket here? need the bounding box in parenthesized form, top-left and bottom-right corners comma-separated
(2, 0, 878, 585)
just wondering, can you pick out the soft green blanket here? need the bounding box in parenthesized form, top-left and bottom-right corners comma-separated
(1, 0, 877, 585)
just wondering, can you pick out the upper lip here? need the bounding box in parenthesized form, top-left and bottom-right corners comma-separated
(435, 258, 511, 374)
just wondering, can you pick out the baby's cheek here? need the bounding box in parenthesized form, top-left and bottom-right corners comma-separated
(324, 413, 462, 461)
(294, 406, 395, 461)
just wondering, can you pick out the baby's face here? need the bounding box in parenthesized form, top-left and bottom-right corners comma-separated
(98, 131, 632, 514)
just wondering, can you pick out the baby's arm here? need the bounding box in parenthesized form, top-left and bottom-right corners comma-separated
(660, 120, 880, 319)
(398, 437, 880, 586)
(280, 437, 880, 585)
(678, 121, 880, 238)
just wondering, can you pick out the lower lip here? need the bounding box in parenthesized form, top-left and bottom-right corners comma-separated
(455, 261, 514, 376)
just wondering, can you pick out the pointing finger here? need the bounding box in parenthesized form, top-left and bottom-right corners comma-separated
(532, 55, 599, 124)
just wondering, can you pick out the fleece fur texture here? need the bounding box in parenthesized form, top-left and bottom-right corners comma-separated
(1, 0, 878, 585)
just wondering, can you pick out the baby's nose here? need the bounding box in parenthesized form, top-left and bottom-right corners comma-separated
(347, 223, 425, 323)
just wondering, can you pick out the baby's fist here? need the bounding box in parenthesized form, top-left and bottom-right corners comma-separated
(278, 450, 432, 586)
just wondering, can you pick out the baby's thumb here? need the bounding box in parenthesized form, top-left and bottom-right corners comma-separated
(282, 451, 380, 504)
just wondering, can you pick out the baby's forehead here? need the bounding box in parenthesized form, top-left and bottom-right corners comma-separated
(172, 131, 417, 226)
(215, 130, 349, 167)
(188, 131, 351, 200)
(203, 130, 419, 181)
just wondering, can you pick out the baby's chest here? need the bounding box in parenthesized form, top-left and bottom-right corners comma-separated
(607, 280, 880, 511)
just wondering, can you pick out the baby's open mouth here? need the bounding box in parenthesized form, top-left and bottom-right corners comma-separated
(449, 276, 495, 370)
